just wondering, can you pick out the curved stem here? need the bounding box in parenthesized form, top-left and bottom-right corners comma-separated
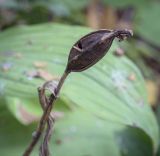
(23, 71, 70, 156)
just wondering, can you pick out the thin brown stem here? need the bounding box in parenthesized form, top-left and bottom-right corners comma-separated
(23, 71, 69, 156)
(40, 116, 54, 156)
(38, 85, 53, 156)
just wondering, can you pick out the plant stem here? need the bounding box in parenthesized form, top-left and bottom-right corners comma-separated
(23, 71, 69, 156)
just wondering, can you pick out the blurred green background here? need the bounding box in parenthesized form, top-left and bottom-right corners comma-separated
(0, 0, 160, 156)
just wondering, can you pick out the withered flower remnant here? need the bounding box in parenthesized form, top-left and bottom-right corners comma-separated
(66, 29, 133, 72)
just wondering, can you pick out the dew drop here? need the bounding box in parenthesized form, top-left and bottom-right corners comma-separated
(70, 125, 77, 133)
(137, 99, 144, 108)
(111, 70, 127, 90)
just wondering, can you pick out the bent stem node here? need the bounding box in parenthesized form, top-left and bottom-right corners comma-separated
(23, 71, 69, 156)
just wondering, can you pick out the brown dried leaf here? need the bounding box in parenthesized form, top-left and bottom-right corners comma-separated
(50, 111, 64, 120)
(18, 105, 39, 125)
(37, 69, 57, 81)
(14, 52, 22, 59)
(25, 70, 38, 78)
(25, 69, 59, 81)
(33, 61, 47, 68)
(128, 73, 136, 81)
(55, 139, 62, 145)
(1, 62, 13, 72)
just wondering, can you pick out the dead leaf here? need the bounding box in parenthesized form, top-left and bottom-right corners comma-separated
(1, 62, 13, 72)
(25, 69, 60, 81)
(55, 139, 62, 145)
(128, 73, 136, 81)
(18, 105, 39, 125)
(33, 61, 47, 68)
(17, 101, 63, 125)
(14, 52, 22, 59)
(25, 70, 38, 79)
(37, 69, 58, 81)
(50, 111, 64, 120)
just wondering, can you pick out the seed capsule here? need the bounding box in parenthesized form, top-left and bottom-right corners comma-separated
(66, 29, 133, 73)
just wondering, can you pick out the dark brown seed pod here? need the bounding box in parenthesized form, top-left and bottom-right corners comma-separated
(65, 29, 133, 73)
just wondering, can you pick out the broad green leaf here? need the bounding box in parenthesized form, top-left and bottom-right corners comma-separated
(0, 23, 159, 155)
(135, 2, 160, 45)
(0, 103, 153, 156)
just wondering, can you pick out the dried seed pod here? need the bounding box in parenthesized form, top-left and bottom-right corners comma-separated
(66, 29, 133, 72)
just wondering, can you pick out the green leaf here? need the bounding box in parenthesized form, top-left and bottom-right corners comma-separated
(0, 23, 159, 155)
(135, 2, 160, 45)
(52, 111, 154, 156)
(0, 105, 153, 156)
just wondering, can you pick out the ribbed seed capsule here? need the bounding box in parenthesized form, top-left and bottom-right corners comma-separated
(66, 29, 133, 73)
